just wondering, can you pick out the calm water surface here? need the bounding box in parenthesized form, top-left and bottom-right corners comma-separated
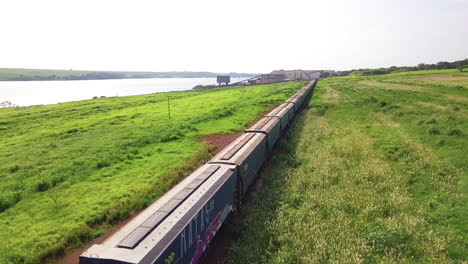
(0, 77, 247, 106)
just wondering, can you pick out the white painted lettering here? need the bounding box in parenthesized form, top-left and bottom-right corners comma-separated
(210, 200, 215, 213)
(189, 220, 193, 248)
(180, 229, 186, 257)
(200, 208, 204, 231)
(194, 212, 198, 236)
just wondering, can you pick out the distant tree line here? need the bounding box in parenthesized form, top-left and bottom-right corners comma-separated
(5, 71, 258, 81)
(0, 101, 17, 108)
(11, 72, 126, 81)
(334, 58, 468, 77)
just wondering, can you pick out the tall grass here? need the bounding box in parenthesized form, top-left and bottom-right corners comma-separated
(226, 70, 467, 263)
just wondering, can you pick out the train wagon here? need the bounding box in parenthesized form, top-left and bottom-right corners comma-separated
(301, 80, 316, 97)
(299, 81, 316, 107)
(80, 164, 237, 264)
(245, 117, 281, 152)
(284, 93, 300, 112)
(265, 106, 290, 132)
(209, 133, 266, 195)
(293, 91, 306, 109)
(279, 102, 295, 122)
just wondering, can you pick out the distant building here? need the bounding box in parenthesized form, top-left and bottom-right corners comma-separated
(320, 70, 335, 77)
(216, 75, 230, 85)
(270, 70, 321, 81)
(256, 73, 288, 84)
(256, 70, 321, 84)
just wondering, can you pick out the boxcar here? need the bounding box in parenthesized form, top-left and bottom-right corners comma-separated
(209, 133, 266, 195)
(80, 164, 237, 264)
(280, 102, 296, 122)
(265, 106, 290, 132)
(301, 80, 316, 97)
(245, 117, 281, 152)
(293, 91, 306, 109)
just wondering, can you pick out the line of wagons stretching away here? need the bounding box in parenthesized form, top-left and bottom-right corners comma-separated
(80, 80, 318, 264)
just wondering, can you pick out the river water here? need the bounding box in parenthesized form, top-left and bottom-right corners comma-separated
(0, 77, 248, 107)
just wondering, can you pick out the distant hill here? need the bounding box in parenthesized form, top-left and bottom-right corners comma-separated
(333, 58, 468, 77)
(0, 68, 258, 81)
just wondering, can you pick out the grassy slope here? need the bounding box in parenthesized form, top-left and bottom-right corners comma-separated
(227, 70, 467, 263)
(0, 81, 304, 263)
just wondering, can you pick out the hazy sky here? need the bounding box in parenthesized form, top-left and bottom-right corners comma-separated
(1, 0, 467, 73)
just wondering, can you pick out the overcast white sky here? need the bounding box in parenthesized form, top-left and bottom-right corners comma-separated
(1, 0, 467, 73)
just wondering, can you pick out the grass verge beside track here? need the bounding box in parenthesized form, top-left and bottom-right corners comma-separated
(226, 70, 467, 263)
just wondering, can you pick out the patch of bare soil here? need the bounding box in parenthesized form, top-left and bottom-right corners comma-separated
(203, 105, 278, 154)
(203, 132, 245, 154)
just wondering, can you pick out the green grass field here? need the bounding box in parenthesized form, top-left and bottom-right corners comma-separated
(226, 70, 467, 263)
(0, 81, 303, 263)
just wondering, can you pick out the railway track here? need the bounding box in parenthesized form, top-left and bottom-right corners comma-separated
(80, 80, 318, 264)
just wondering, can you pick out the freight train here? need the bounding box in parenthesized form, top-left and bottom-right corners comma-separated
(80, 80, 317, 264)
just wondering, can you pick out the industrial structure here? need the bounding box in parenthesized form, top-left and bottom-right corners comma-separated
(255, 70, 325, 84)
(216, 69, 334, 88)
(216, 75, 230, 85)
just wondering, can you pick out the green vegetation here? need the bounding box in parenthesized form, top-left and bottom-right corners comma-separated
(227, 70, 467, 263)
(0, 81, 303, 263)
(335, 58, 468, 76)
(351, 68, 392, 76)
(0, 68, 257, 81)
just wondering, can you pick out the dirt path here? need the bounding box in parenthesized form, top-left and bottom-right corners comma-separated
(203, 132, 244, 153)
